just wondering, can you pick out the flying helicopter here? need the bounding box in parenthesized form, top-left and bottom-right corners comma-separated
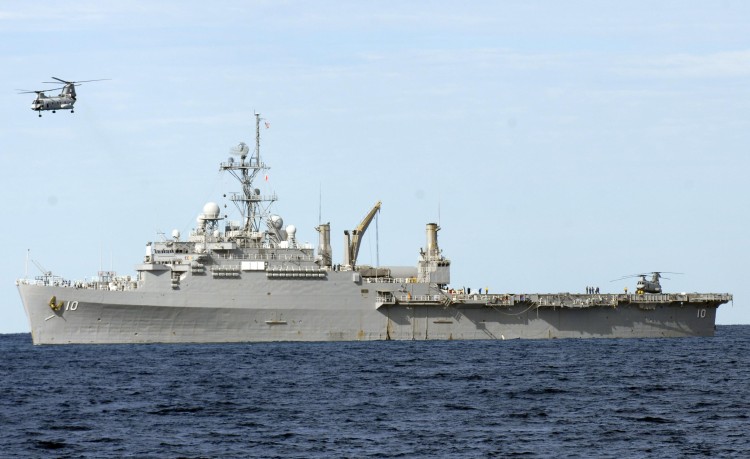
(611, 272, 682, 294)
(17, 77, 109, 117)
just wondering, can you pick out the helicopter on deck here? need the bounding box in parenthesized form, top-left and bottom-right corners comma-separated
(611, 272, 682, 294)
(17, 77, 109, 117)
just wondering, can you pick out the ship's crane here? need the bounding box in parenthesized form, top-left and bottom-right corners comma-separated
(29, 255, 54, 284)
(31, 259, 51, 277)
(344, 201, 381, 268)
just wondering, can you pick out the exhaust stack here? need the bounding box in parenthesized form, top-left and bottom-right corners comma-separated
(315, 223, 332, 267)
(425, 223, 440, 259)
(418, 223, 450, 286)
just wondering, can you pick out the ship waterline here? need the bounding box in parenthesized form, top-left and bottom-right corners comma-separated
(17, 114, 732, 344)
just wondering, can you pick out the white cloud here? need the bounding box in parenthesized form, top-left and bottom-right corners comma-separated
(618, 50, 750, 78)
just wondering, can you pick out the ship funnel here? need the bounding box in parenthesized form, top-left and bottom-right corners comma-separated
(343, 230, 351, 268)
(418, 222, 450, 285)
(316, 223, 332, 267)
(425, 223, 440, 259)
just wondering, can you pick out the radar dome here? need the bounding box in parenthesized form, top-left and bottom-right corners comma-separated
(171, 229, 180, 240)
(203, 202, 220, 219)
(270, 215, 284, 230)
(286, 225, 297, 237)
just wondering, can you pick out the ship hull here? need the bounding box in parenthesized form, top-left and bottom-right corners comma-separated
(16, 118, 731, 345)
(18, 282, 722, 344)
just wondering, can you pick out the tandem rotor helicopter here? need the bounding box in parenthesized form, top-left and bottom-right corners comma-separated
(611, 272, 683, 294)
(17, 77, 109, 117)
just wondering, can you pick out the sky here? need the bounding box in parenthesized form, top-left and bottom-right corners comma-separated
(1, 1, 748, 333)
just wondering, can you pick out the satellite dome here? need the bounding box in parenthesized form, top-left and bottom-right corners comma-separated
(270, 215, 284, 230)
(203, 202, 220, 219)
(171, 229, 180, 240)
(286, 224, 297, 237)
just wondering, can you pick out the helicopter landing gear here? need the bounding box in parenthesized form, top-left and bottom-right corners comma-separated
(52, 110, 56, 113)
(71, 109, 74, 114)
(38, 113, 42, 117)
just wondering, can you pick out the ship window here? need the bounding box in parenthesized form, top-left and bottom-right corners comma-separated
(361, 289, 369, 297)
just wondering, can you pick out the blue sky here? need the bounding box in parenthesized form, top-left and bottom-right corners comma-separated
(1, 1, 749, 333)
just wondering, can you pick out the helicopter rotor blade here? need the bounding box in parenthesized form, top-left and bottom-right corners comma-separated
(71, 78, 111, 83)
(45, 78, 110, 85)
(25, 87, 65, 92)
(610, 273, 648, 282)
(18, 88, 64, 94)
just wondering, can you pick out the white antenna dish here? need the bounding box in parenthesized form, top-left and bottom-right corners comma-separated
(202, 202, 220, 219)
(230, 142, 250, 159)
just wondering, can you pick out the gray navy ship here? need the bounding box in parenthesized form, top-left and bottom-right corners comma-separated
(17, 115, 732, 344)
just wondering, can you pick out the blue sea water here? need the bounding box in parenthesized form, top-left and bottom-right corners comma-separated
(1, 326, 749, 458)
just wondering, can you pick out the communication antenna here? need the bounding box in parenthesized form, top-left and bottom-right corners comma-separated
(438, 188, 442, 227)
(254, 112, 261, 162)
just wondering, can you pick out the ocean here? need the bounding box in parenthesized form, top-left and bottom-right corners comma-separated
(1, 326, 748, 458)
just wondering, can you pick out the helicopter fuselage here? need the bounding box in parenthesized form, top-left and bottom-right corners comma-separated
(31, 94, 75, 113)
(636, 279, 662, 294)
(21, 77, 108, 117)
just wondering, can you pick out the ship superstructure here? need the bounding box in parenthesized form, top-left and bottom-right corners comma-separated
(17, 115, 732, 344)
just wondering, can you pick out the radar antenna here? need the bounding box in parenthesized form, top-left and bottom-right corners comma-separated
(219, 113, 277, 244)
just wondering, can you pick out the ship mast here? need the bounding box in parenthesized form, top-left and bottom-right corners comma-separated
(219, 113, 277, 244)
